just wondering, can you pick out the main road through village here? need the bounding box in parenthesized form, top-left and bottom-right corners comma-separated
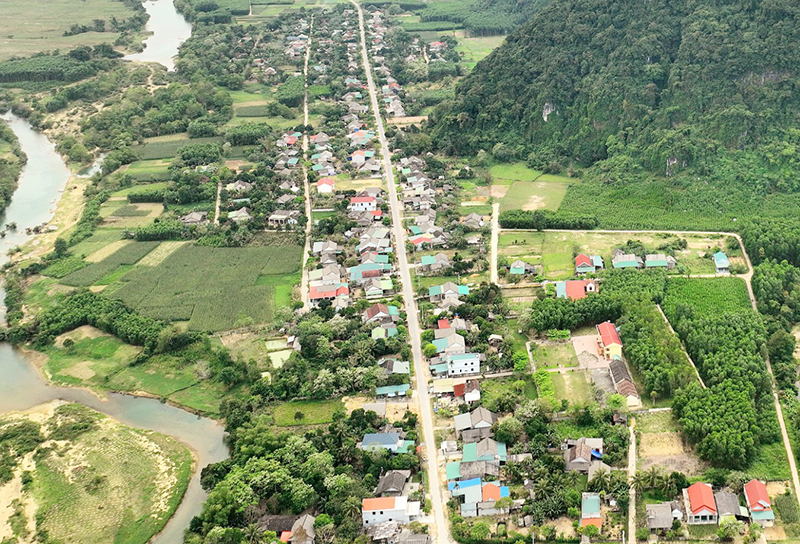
(351, 1, 453, 541)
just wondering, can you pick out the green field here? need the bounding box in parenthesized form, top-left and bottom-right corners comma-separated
(488, 162, 577, 212)
(663, 277, 752, 318)
(749, 442, 792, 481)
(272, 399, 343, 426)
(0, 0, 138, 61)
(109, 244, 302, 331)
(124, 159, 173, 181)
(59, 241, 160, 287)
(635, 411, 679, 433)
(131, 136, 223, 161)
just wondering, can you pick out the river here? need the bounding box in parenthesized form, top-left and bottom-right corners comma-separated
(0, 108, 225, 544)
(124, 0, 193, 71)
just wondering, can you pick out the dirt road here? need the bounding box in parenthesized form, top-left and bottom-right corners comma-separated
(299, 17, 314, 313)
(490, 202, 499, 284)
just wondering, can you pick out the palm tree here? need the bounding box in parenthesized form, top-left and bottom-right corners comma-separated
(589, 468, 611, 493)
(644, 466, 663, 490)
(243, 524, 265, 544)
(631, 470, 648, 492)
(342, 496, 362, 521)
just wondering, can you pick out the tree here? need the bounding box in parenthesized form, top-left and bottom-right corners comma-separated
(636, 527, 650, 541)
(582, 524, 600, 538)
(470, 522, 491, 540)
(423, 343, 437, 358)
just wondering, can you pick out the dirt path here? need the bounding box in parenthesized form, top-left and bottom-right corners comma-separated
(490, 202, 499, 284)
(628, 416, 636, 541)
(655, 304, 706, 389)
(299, 16, 314, 313)
(352, 2, 451, 542)
(213, 181, 221, 225)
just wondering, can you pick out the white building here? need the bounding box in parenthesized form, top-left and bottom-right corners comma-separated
(445, 353, 481, 377)
(362, 496, 421, 526)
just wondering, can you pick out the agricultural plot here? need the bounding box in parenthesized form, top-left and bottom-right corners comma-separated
(0, 0, 137, 61)
(124, 159, 172, 181)
(99, 200, 163, 229)
(637, 411, 707, 476)
(110, 244, 302, 331)
(69, 228, 126, 259)
(45, 328, 141, 387)
(58, 241, 159, 287)
(662, 277, 751, 319)
(131, 136, 222, 161)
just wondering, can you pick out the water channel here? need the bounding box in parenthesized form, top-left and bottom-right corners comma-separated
(1, 3, 226, 541)
(124, 0, 193, 71)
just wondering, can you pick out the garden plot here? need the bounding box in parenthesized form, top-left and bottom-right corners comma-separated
(551, 370, 593, 406)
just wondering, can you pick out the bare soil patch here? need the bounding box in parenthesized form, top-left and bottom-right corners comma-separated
(639, 432, 707, 476)
(54, 325, 108, 348)
(138, 241, 188, 267)
(489, 184, 509, 198)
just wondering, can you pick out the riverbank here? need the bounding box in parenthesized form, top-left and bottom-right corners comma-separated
(0, 400, 193, 544)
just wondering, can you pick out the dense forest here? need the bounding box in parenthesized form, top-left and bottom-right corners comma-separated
(430, 0, 800, 229)
(0, 120, 26, 215)
(416, 0, 551, 35)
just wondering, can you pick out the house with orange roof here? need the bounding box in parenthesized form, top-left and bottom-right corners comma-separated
(581, 492, 602, 528)
(683, 482, 717, 524)
(317, 176, 335, 194)
(596, 321, 623, 360)
(556, 279, 597, 301)
(361, 496, 420, 526)
(744, 479, 775, 526)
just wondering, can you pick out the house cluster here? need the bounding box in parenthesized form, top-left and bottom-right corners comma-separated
(359, 427, 426, 541)
(611, 249, 676, 270)
(647, 480, 774, 533)
(399, 156, 436, 213)
(257, 514, 316, 544)
(443, 407, 523, 518)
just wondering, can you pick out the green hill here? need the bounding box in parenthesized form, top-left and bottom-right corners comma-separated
(431, 0, 800, 229)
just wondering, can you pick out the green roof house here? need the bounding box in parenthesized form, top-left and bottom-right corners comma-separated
(714, 251, 730, 274)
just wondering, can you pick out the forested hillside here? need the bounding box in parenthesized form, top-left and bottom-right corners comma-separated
(430, 0, 800, 228)
(416, 0, 551, 35)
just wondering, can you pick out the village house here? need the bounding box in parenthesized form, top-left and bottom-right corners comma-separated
(443, 352, 481, 377)
(428, 282, 469, 303)
(454, 407, 497, 436)
(453, 379, 481, 403)
(317, 176, 335, 194)
(744, 479, 775, 526)
(556, 279, 597, 301)
(509, 259, 537, 276)
(646, 502, 683, 532)
(645, 253, 677, 269)
(375, 470, 411, 497)
(419, 253, 451, 274)
(462, 213, 484, 230)
(714, 251, 730, 274)
(597, 321, 623, 360)
(612, 250, 644, 269)
(608, 359, 641, 408)
(309, 284, 349, 307)
(563, 437, 604, 472)
(379, 359, 410, 375)
(228, 207, 252, 223)
(683, 482, 718, 525)
(715, 490, 744, 523)
(360, 432, 406, 453)
(349, 195, 378, 212)
(462, 437, 507, 464)
(581, 493, 602, 529)
(375, 384, 410, 399)
(268, 209, 300, 227)
(362, 496, 420, 527)
(180, 211, 208, 225)
(363, 303, 399, 324)
(575, 254, 604, 274)
(312, 240, 340, 255)
(225, 180, 253, 193)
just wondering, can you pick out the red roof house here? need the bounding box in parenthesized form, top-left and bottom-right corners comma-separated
(575, 254, 591, 267)
(438, 319, 450, 329)
(684, 482, 717, 524)
(744, 480, 771, 512)
(566, 280, 589, 301)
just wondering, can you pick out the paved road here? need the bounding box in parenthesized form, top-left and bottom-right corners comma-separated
(490, 202, 499, 284)
(350, 2, 451, 541)
(213, 181, 221, 225)
(299, 17, 314, 313)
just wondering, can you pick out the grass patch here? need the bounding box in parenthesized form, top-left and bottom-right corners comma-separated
(748, 442, 791, 481)
(551, 370, 593, 406)
(272, 399, 343, 426)
(454, 35, 506, 71)
(32, 408, 191, 544)
(635, 411, 679, 433)
(41, 254, 88, 278)
(531, 342, 577, 369)
(481, 376, 537, 412)
(110, 244, 302, 331)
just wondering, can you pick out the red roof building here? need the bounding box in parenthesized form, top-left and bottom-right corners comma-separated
(686, 482, 717, 517)
(597, 322, 622, 347)
(744, 479, 771, 512)
(438, 319, 450, 329)
(575, 254, 591, 267)
(566, 280, 589, 301)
